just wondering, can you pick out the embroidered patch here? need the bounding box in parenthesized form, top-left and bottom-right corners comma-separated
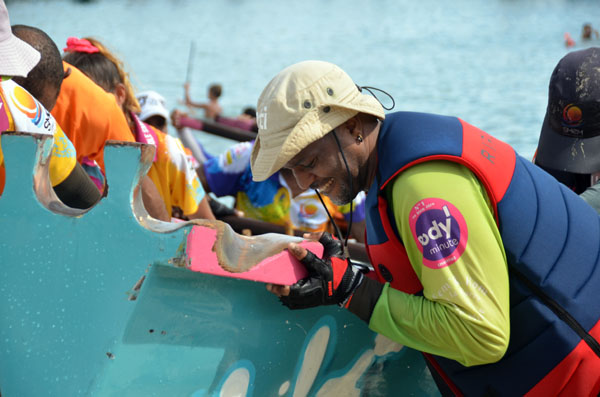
(409, 198, 468, 269)
(562, 104, 583, 128)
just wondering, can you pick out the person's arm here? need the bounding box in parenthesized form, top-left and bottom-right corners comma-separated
(140, 175, 170, 221)
(579, 180, 600, 214)
(53, 161, 101, 209)
(196, 163, 211, 193)
(184, 82, 208, 110)
(187, 195, 216, 220)
(351, 161, 510, 367)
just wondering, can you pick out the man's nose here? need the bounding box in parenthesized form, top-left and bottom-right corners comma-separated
(292, 169, 316, 190)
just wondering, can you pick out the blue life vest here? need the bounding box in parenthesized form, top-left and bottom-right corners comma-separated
(365, 111, 600, 396)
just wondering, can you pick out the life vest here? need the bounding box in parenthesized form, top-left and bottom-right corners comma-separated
(365, 111, 600, 396)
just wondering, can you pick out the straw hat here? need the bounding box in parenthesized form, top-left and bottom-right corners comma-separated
(250, 60, 385, 181)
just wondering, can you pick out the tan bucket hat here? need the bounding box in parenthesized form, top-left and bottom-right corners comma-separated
(250, 60, 385, 181)
(0, 0, 40, 77)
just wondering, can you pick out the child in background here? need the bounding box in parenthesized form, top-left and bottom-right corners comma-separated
(184, 82, 222, 119)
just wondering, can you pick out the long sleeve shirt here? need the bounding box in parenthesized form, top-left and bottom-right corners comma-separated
(368, 160, 510, 366)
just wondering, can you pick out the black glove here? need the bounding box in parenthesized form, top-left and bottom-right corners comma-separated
(280, 232, 365, 310)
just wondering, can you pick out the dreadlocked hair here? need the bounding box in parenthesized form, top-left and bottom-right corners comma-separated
(63, 37, 140, 116)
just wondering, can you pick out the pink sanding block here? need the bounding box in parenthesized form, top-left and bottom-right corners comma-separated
(185, 225, 323, 285)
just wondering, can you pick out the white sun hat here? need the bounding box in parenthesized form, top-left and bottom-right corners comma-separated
(136, 90, 169, 122)
(0, 0, 40, 77)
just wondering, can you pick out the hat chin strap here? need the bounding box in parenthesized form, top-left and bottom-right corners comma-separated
(356, 85, 396, 111)
(314, 128, 356, 264)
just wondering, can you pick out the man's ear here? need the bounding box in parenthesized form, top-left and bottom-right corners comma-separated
(63, 67, 72, 80)
(114, 82, 127, 107)
(342, 115, 362, 140)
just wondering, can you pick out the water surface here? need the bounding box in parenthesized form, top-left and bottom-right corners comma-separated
(9, 0, 600, 158)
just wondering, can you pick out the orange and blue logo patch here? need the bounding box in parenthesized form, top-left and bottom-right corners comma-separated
(562, 104, 583, 127)
(10, 85, 43, 126)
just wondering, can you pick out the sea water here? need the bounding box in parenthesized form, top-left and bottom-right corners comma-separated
(8, 0, 600, 159)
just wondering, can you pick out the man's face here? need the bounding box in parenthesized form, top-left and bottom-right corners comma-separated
(41, 67, 70, 111)
(145, 115, 168, 133)
(284, 127, 361, 205)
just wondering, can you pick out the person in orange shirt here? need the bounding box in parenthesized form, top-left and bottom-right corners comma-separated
(62, 37, 214, 221)
(52, 62, 132, 174)
(50, 42, 169, 219)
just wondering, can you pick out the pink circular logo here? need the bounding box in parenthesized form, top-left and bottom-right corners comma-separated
(409, 198, 468, 269)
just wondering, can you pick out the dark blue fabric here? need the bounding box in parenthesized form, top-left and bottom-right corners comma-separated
(366, 112, 463, 245)
(375, 112, 463, 185)
(366, 111, 600, 396)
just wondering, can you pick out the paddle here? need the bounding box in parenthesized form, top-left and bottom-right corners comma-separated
(183, 40, 196, 114)
(185, 40, 195, 87)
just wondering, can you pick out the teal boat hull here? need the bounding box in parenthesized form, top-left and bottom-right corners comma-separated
(0, 132, 438, 396)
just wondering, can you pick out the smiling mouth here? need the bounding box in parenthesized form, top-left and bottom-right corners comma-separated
(317, 178, 334, 194)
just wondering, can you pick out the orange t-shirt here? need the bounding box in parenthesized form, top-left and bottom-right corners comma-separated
(51, 61, 134, 173)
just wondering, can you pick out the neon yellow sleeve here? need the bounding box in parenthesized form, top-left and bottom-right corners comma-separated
(368, 161, 510, 366)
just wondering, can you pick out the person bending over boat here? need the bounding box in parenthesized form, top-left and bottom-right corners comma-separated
(62, 37, 214, 222)
(184, 82, 222, 119)
(535, 47, 600, 214)
(194, 139, 366, 241)
(253, 60, 600, 395)
(0, 5, 99, 209)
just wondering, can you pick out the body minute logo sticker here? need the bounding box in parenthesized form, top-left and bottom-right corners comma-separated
(409, 198, 468, 269)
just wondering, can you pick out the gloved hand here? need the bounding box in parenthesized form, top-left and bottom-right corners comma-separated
(280, 232, 365, 310)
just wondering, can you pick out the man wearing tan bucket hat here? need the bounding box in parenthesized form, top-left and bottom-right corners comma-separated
(252, 60, 600, 395)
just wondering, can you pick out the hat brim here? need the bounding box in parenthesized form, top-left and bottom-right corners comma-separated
(536, 113, 600, 174)
(251, 93, 384, 181)
(139, 107, 169, 122)
(0, 35, 40, 78)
